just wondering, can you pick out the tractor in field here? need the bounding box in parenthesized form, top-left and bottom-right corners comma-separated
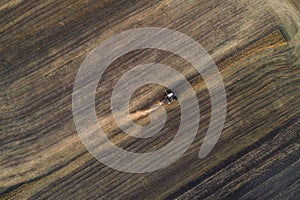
(161, 88, 177, 105)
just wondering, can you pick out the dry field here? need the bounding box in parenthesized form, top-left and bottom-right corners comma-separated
(1, 0, 300, 199)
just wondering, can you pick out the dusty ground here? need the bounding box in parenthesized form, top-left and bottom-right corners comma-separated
(1, 0, 300, 199)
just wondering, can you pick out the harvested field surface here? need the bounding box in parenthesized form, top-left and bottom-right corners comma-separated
(1, 0, 300, 199)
